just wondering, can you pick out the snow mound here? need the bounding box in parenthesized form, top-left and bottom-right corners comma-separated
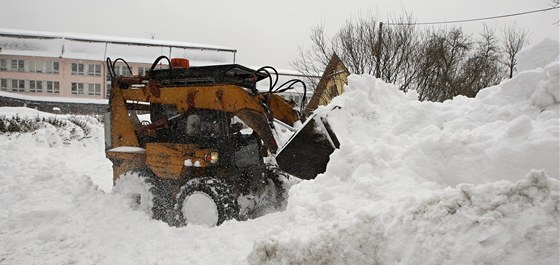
(516, 38, 560, 73)
(0, 109, 113, 191)
(249, 171, 559, 265)
(249, 39, 560, 264)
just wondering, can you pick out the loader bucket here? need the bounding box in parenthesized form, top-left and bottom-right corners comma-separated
(275, 114, 340, 180)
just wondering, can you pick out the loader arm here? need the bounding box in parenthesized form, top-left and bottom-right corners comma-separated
(258, 93, 300, 125)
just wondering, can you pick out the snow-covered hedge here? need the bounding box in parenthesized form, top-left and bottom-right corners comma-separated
(0, 111, 102, 144)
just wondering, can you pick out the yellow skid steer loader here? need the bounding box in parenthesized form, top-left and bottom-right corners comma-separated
(105, 56, 338, 226)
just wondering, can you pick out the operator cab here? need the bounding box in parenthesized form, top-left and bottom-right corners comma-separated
(146, 103, 264, 171)
(149, 104, 226, 146)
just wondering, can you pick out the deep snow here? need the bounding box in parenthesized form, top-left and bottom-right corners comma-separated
(0, 40, 558, 265)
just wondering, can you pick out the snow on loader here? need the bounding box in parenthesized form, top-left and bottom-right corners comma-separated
(104, 56, 339, 226)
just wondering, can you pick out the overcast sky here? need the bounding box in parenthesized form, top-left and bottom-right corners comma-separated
(1, 0, 558, 69)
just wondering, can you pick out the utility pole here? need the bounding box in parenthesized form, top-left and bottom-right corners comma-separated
(376, 22, 383, 79)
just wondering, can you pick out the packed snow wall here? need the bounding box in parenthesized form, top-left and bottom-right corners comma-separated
(248, 39, 559, 264)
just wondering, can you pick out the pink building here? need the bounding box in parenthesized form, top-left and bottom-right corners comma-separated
(0, 28, 237, 102)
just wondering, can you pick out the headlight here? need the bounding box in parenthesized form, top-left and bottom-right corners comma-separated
(205, 151, 219, 164)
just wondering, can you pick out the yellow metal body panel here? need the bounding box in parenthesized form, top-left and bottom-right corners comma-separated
(106, 150, 146, 183)
(111, 88, 140, 148)
(145, 143, 211, 180)
(120, 83, 264, 114)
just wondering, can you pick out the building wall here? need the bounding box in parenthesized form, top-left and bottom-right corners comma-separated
(318, 63, 348, 106)
(0, 54, 153, 100)
(1, 54, 63, 96)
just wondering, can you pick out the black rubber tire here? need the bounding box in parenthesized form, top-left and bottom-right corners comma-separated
(266, 167, 290, 211)
(175, 177, 239, 227)
(145, 176, 175, 223)
(114, 169, 174, 223)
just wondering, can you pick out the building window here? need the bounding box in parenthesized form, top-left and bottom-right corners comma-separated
(78, 63, 85, 75)
(46, 81, 60, 94)
(138, 67, 146, 76)
(0, 79, 7, 91)
(112, 65, 132, 76)
(29, 80, 41, 93)
(71, 82, 84, 94)
(87, 83, 101, 95)
(72, 82, 99, 96)
(0, 59, 7, 71)
(28, 61, 36, 72)
(1, 60, 58, 74)
(3, 79, 54, 93)
(106, 84, 111, 98)
(122, 66, 132, 76)
(87, 64, 101, 76)
(37, 80, 43, 93)
(71, 63, 86, 75)
(113, 65, 121, 76)
(36, 61, 44, 73)
(11, 60, 24, 72)
(52, 62, 59, 74)
(29, 80, 36, 92)
(73, 63, 100, 76)
(45, 61, 59, 74)
(29, 80, 43, 93)
(11, 79, 25, 92)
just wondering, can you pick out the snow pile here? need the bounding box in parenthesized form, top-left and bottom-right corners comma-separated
(0, 108, 113, 190)
(248, 40, 559, 264)
(249, 171, 558, 264)
(0, 40, 558, 265)
(516, 38, 560, 73)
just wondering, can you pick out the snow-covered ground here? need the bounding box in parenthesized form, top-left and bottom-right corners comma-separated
(0, 39, 558, 265)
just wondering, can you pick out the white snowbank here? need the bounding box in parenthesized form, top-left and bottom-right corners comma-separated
(249, 39, 560, 264)
(250, 171, 559, 265)
(0, 106, 60, 118)
(516, 38, 560, 73)
(0, 39, 558, 265)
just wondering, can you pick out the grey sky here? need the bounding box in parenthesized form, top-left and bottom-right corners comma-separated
(1, 0, 558, 69)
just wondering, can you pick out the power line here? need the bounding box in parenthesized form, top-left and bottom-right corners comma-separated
(386, 6, 559, 26)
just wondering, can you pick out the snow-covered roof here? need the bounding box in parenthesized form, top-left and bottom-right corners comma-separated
(0, 28, 236, 52)
(0, 28, 236, 65)
(0, 91, 108, 105)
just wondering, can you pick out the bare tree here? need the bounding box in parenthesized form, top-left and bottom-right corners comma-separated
(460, 25, 503, 97)
(291, 24, 333, 90)
(414, 27, 472, 101)
(332, 17, 377, 75)
(501, 24, 528, 78)
(293, 13, 524, 102)
(552, 0, 560, 24)
(379, 14, 419, 92)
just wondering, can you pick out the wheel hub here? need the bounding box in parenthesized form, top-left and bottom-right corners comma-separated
(182, 191, 219, 227)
